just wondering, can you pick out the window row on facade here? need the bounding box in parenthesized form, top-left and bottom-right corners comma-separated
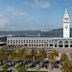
(7, 39, 50, 44)
(7, 39, 72, 48)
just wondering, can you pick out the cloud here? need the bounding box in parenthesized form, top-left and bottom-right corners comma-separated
(0, 15, 9, 28)
(32, 2, 50, 8)
(12, 11, 27, 16)
(5, 6, 28, 16)
(5, 6, 14, 12)
(23, 0, 50, 8)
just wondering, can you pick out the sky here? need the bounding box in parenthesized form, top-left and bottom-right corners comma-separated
(0, 0, 72, 31)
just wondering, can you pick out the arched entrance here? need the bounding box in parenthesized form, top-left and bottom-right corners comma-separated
(64, 41, 69, 48)
(55, 43, 57, 47)
(59, 41, 63, 47)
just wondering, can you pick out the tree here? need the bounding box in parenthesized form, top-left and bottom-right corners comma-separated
(36, 49, 47, 62)
(36, 52, 45, 62)
(60, 53, 72, 72)
(8, 49, 21, 66)
(48, 49, 58, 69)
(30, 48, 37, 64)
(16, 63, 27, 72)
(1, 64, 10, 72)
(69, 52, 72, 59)
(61, 60, 72, 72)
(60, 53, 69, 62)
(0, 48, 8, 65)
(36, 49, 46, 69)
(19, 48, 27, 64)
(40, 49, 47, 58)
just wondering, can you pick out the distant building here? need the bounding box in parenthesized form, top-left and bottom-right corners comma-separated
(7, 8, 72, 48)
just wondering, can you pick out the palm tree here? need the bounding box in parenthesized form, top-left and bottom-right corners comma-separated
(36, 49, 47, 61)
(19, 48, 27, 64)
(8, 49, 21, 66)
(35, 49, 46, 69)
(0, 48, 8, 65)
(48, 49, 58, 69)
(30, 48, 37, 64)
(36, 52, 45, 61)
(61, 60, 72, 72)
(60, 53, 69, 62)
(60, 53, 72, 72)
(40, 49, 47, 58)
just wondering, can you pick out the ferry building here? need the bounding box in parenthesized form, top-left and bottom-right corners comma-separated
(7, 8, 72, 49)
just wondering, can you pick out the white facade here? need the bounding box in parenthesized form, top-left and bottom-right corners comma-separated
(63, 8, 70, 38)
(7, 37, 72, 48)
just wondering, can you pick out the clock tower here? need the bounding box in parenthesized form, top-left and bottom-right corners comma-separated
(63, 8, 70, 38)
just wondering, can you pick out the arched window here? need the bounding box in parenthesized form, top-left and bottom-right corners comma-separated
(64, 41, 68, 45)
(64, 41, 69, 47)
(59, 41, 63, 47)
(59, 41, 63, 45)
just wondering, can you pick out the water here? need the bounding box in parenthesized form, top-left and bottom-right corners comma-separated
(0, 30, 63, 37)
(1, 28, 72, 37)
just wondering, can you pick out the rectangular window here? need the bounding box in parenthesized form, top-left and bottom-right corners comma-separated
(24, 40, 25, 43)
(34, 40, 36, 43)
(8, 40, 9, 43)
(47, 40, 48, 41)
(37, 40, 38, 43)
(19, 40, 20, 43)
(10, 40, 12, 43)
(29, 40, 30, 43)
(13, 40, 15, 43)
(32, 40, 33, 43)
(26, 40, 28, 43)
(16, 40, 17, 43)
(42, 40, 43, 43)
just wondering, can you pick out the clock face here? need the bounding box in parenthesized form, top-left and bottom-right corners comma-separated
(65, 25, 68, 29)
